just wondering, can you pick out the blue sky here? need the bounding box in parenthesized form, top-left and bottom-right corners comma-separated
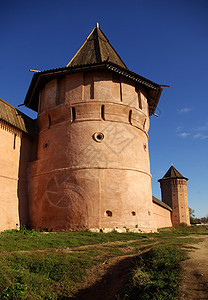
(1, 0, 208, 218)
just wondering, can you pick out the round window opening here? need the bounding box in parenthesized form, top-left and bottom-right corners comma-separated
(93, 132, 104, 142)
(106, 210, 112, 217)
(43, 140, 50, 150)
(132, 211, 136, 216)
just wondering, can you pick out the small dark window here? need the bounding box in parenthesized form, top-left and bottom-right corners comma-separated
(132, 211, 136, 216)
(106, 210, 112, 217)
(138, 92, 142, 109)
(96, 134, 103, 141)
(148, 211, 151, 216)
(101, 105, 105, 120)
(71, 107, 76, 122)
(43, 140, 50, 150)
(93, 132, 104, 142)
(120, 80, 122, 102)
(13, 133, 17, 149)
(143, 119, 146, 130)
(48, 114, 51, 129)
(90, 80, 94, 99)
(129, 110, 132, 125)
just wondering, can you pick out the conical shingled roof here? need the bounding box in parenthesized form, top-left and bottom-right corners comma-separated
(66, 25, 128, 69)
(158, 166, 188, 182)
(24, 25, 163, 114)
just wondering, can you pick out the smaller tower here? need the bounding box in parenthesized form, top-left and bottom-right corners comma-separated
(158, 166, 190, 226)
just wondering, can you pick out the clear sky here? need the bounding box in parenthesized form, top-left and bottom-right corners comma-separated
(1, 0, 207, 218)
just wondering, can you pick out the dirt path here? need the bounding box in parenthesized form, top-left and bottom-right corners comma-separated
(67, 246, 154, 300)
(179, 235, 208, 300)
(68, 236, 208, 300)
(2, 234, 207, 299)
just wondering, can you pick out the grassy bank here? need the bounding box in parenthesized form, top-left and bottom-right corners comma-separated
(116, 245, 187, 300)
(0, 225, 207, 299)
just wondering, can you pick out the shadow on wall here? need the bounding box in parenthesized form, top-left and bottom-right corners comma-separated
(17, 131, 37, 228)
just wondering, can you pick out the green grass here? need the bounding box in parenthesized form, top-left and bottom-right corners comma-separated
(0, 228, 146, 252)
(0, 249, 101, 299)
(1, 225, 207, 252)
(0, 225, 207, 299)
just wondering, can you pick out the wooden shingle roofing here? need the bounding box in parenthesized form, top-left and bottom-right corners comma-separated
(24, 25, 163, 115)
(152, 196, 172, 211)
(66, 26, 128, 69)
(158, 165, 188, 182)
(0, 98, 37, 136)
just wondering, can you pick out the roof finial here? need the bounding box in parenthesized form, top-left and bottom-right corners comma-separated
(171, 163, 173, 166)
(96, 22, 99, 28)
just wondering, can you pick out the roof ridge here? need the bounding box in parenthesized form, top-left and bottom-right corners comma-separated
(98, 27, 128, 69)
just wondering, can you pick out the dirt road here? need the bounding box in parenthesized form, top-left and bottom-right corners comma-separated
(67, 235, 208, 300)
(179, 235, 208, 300)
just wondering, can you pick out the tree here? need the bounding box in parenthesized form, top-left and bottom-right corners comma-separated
(189, 207, 198, 224)
(200, 216, 208, 224)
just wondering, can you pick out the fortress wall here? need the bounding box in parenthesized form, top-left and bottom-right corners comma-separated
(0, 122, 33, 231)
(152, 202, 172, 228)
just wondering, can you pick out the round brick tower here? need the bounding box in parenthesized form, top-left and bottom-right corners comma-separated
(25, 25, 163, 232)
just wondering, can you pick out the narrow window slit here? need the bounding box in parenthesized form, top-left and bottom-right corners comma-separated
(90, 79, 94, 99)
(101, 105, 105, 120)
(71, 107, 76, 122)
(129, 110, 132, 125)
(143, 119, 146, 130)
(138, 92, 142, 109)
(119, 80, 122, 102)
(13, 133, 17, 149)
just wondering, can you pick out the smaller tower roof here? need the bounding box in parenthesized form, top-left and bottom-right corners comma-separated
(158, 165, 188, 182)
(66, 24, 128, 69)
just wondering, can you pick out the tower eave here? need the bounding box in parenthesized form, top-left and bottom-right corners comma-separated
(24, 62, 163, 114)
(158, 177, 188, 183)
